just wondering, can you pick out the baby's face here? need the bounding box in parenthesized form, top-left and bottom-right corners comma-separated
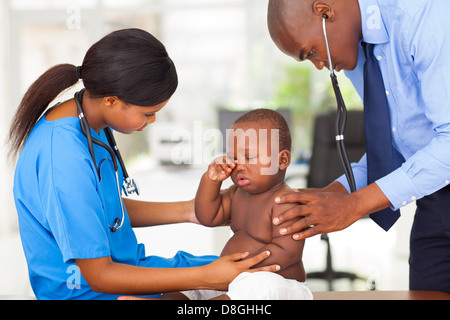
(226, 120, 282, 194)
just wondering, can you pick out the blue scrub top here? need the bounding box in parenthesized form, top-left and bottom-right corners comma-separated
(13, 113, 216, 300)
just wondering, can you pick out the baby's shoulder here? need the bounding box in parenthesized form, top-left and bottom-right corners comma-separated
(275, 184, 294, 196)
(271, 186, 297, 218)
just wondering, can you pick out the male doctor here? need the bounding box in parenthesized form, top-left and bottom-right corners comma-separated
(268, 0, 450, 293)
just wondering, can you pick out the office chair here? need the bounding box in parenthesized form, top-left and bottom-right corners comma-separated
(306, 110, 374, 291)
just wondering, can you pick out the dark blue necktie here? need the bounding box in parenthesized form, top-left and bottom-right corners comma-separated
(363, 42, 400, 231)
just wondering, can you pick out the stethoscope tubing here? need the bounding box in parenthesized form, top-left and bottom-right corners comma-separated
(75, 89, 137, 232)
(322, 17, 357, 193)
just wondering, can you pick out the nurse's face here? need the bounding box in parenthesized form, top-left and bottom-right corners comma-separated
(104, 98, 169, 134)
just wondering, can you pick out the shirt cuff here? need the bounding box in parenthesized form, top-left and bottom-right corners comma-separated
(375, 167, 423, 211)
(335, 174, 352, 193)
(335, 156, 369, 193)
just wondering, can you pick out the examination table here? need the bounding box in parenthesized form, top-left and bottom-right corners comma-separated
(313, 290, 450, 300)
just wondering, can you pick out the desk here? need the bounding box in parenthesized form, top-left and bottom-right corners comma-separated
(313, 291, 450, 300)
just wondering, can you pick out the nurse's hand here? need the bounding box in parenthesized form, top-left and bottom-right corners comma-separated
(204, 251, 280, 291)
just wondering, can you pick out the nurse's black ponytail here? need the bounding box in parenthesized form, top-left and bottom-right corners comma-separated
(8, 64, 79, 160)
(8, 28, 178, 160)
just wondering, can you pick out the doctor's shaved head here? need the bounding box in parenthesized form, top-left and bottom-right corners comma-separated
(268, 0, 310, 41)
(267, 0, 317, 57)
(267, 0, 362, 72)
(267, 0, 312, 32)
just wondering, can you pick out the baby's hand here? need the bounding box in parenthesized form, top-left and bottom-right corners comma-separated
(207, 156, 237, 182)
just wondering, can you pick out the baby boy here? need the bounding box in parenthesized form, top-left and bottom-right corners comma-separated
(183, 108, 312, 300)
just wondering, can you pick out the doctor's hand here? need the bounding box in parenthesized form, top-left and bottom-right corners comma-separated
(273, 182, 391, 240)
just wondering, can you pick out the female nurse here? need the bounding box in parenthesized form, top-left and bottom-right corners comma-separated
(8, 28, 277, 300)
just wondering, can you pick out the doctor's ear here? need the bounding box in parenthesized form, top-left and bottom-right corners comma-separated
(313, 1, 335, 21)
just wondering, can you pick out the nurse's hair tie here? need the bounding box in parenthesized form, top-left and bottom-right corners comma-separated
(76, 66, 82, 79)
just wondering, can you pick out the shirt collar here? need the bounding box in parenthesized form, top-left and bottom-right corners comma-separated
(358, 0, 389, 44)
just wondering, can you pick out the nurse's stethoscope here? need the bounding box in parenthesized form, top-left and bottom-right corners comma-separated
(75, 89, 140, 232)
(322, 14, 356, 193)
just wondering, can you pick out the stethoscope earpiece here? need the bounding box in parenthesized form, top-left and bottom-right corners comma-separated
(322, 13, 329, 20)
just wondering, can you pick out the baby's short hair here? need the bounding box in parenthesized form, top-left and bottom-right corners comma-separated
(233, 108, 292, 152)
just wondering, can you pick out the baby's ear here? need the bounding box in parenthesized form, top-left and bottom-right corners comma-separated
(278, 150, 291, 170)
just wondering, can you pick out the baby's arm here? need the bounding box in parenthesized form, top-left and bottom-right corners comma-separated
(195, 156, 237, 227)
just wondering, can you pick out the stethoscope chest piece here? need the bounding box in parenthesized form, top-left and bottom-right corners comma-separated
(123, 177, 140, 196)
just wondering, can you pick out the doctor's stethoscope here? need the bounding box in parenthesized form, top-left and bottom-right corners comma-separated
(75, 89, 140, 232)
(322, 14, 357, 193)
